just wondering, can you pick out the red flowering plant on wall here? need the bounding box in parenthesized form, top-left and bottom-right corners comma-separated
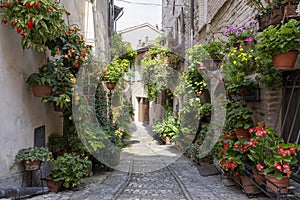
(248, 121, 300, 180)
(216, 139, 250, 176)
(0, 0, 68, 52)
(47, 26, 93, 74)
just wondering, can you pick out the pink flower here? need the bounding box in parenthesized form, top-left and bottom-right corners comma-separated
(256, 164, 264, 171)
(245, 36, 253, 42)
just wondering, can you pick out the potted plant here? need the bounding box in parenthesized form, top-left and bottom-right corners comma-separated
(100, 57, 130, 89)
(226, 101, 253, 139)
(256, 19, 300, 70)
(46, 153, 92, 191)
(223, 47, 257, 87)
(153, 115, 180, 145)
(26, 63, 57, 97)
(41, 65, 75, 111)
(47, 26, 92, 74)
(226, 79, 259, 101)
(15, 146, 52, 170)
(0, 0, 68, 52)
(223, 21, 256, 49)
(188, 41, 225, 70)
(215, 138, 260, 194)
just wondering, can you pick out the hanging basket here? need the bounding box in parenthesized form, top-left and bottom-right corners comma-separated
(105, 82, 116, 90)
(272, 51, 299, 70)
(32, 85, 52, 97)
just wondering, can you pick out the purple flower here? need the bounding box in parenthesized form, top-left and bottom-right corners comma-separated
(245, 37, 253, 42)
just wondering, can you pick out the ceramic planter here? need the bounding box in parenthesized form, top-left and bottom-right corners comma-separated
(272, 51, 299, 70)
(105, 82, 116, 90)
(240, 175, 260, 194)
(265, 174, 290, 194)
(45, 177, 63, 193)
(235, 128, 250, 139)
(24, 160, 41, 170)
(32, 85, 52, 97)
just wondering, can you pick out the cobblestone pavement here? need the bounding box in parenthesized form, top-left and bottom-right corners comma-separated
(21, 122, 270, 200)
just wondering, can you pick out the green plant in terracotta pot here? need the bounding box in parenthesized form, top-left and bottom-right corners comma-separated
(26, 62, 57, 97)
(153, 114, 180, 144)
(16, 146, 52, 170)
(226, 101, 253, 139)
(48, 153, 92, 189)
(0, 0, 68, 52)
(256, 19, 300, 70)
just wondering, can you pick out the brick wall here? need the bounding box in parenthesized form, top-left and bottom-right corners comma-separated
(193, 0, 282, 132)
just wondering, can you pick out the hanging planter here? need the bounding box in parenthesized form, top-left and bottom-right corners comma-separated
(272, 50, 299, 70)
(32, 85, 52, 97)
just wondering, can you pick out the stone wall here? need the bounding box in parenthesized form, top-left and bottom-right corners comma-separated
(194, 0, 282, 132)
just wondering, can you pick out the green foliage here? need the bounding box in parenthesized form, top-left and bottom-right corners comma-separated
(141, 45, 180, 100)
(226, 79, 259, 96)
(0, 0, 68, 52)
(49, 153, 92, 188)
(16, 146, 52, 163)
(203, 41, 225, 60)
(153, 115, 180, 139)
(226, 101, 253, 129)
(47, 27, 92, 74)
(26, 62, 57, 87)
(256, 19, 300, 56)
(100, 57, 130, 83)
(222, 47, 257, 86)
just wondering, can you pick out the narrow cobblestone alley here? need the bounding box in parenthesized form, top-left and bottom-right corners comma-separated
(23, 122, 269, 200)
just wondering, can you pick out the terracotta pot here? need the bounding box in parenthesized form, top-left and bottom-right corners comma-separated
(32, 85, 52, 97)
(253, 170, 266, 185)
(266, 174, 290, 194)
(45, 177, 63, 193)
(165, 136, 171, 145)
(272, 51, 299, 70)
(235, 128, 250, 139)
(223, 131, 237, 141)
(53, 105, 62, 112)
(240, 175, 260, 194)
(105, 82, 116, 90)
(188, 134, 196, 142)
(24, 160, 41, 170)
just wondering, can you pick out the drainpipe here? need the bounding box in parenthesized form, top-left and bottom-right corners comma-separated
(0, 187, 48, 198)
(190, 0, 194, 48)
(114, 8, 124, 32)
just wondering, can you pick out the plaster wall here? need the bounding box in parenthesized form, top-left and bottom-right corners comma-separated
(0, 26, 63, 182)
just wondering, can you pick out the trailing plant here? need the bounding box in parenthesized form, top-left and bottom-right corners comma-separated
(0, 0, 68, 52)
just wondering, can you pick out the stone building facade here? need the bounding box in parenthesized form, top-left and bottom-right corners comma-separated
(160, 0, 300, 137)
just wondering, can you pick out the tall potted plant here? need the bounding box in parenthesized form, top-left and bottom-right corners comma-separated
(256, 19, 300, 70)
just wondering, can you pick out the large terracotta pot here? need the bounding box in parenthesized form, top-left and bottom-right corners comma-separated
(253, 170, 266, 185)
(32, 85, 52, 97)
(240, 175, 260, 194)
(235, 128, 250, 139)
(45, 176, 63, 193)
(266, 174, 290, 194)
(272, 51, 299, 70)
